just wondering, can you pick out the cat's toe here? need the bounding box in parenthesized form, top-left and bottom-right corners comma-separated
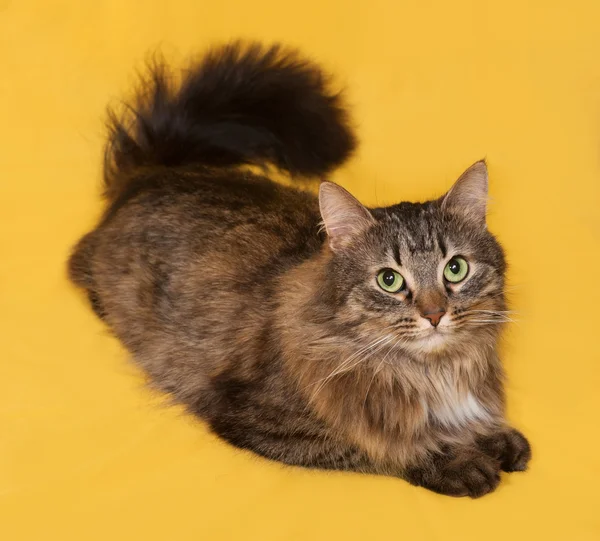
(449, 453, 501, 498)
(501, 429, 531, 472)
(478, 428, 531, 473)
(405, 450, 501, 498)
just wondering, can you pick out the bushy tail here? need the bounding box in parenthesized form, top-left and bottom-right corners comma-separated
(104, 41, 356, 200)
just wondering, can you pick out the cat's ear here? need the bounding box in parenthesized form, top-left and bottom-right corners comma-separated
(319, 181, 374, 251)
(441, 160, 488, 226)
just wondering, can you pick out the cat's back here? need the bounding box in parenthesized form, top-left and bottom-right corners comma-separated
(95, 166, 323, 272)
(74, 168, 323, 368)
(103, 166, 319, 237)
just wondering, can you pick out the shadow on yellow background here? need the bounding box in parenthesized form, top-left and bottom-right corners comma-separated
(1, 1, 599, 540)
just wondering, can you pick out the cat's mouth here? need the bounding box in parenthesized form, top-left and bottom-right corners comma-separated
(407, 327, 451, 352)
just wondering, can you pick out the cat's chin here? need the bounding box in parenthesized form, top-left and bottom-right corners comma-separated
(405, 330, 451, 354)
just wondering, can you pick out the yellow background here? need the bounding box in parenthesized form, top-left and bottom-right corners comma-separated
(2, 1, 599, 540)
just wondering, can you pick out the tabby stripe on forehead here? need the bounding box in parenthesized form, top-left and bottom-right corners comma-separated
(437, 234, 447, 258)
(393, 244, 402, 267)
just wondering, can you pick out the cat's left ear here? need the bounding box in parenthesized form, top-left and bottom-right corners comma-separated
(441, 160, 489, 226)
(319, 181, 374, 251)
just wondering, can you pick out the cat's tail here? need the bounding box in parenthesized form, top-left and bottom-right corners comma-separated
(104, 41, 356, 200)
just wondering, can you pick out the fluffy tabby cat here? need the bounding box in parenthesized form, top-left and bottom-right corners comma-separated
(69, 42, 531, 497)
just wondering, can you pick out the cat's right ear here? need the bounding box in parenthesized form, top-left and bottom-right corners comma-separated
(319, 182, 374, 251)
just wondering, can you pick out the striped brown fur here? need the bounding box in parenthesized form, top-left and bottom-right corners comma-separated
(68, 42, 530, 497)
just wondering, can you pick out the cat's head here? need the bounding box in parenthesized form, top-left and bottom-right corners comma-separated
(318, 161, 507, 358)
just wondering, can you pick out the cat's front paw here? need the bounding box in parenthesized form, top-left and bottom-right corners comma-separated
(405, 450, 501, 498)
(478, 428, 531, 472)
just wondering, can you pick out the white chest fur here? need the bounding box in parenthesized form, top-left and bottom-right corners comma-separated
(422, 386, 491, 428)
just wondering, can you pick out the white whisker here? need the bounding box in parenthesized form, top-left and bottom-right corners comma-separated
(308, 331, 397, 400)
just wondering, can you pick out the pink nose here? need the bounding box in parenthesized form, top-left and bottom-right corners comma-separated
(421, 309, 446, 327)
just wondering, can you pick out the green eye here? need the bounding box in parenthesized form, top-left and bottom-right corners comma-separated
(377, 269, 405, 293)
(444, 256, 469, 283)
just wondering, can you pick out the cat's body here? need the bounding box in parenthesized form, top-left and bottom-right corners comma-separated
(69, 42, 530, 497)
